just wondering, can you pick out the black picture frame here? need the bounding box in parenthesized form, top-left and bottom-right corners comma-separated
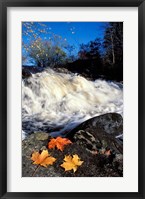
(0, 0, 145, 198)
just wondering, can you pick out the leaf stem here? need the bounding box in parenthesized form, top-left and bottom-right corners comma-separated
(32, 165, 40, 177)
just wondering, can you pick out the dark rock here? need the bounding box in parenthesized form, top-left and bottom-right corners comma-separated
(22, 67, 32, 78)
(34, 132, 49, 141)
(63, 59, 103, 80)
(22, 66, 45, 79)
(66, 113, 123, 154)
(22, 126, 123, 177)
(53, 67, 71, 74)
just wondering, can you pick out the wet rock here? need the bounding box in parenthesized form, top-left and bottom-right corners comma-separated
(22, 118, 123, 177)
(66, 113, 123, 154)
(53, 67, 71, 74)
(34, 132, 49, 141)
(22, 66, 44, 79)
(22, 67, 32, 78)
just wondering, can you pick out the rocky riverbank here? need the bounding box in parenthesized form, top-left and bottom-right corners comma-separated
(22, 113, 123, 177)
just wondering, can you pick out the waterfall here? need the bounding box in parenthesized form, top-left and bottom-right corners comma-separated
(22, 68, 123, 138)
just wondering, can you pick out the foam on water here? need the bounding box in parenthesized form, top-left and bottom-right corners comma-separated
(22, 68, 123, 138)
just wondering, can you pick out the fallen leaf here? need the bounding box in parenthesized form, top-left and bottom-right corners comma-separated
(48, 137, 72, 151)
(60, 154, 83, 173)
(31, 150, 56, 167)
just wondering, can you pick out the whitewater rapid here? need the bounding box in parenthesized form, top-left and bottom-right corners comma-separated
(22, 68, 123, 139)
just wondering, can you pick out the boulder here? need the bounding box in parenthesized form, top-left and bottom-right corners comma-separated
(22, 66, 44, 79)
(22, 113, 123, 177)
(22, 67, 32, 79)
(66, 113, 123, 154)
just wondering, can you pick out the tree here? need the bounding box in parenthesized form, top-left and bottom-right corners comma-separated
(102, 22, 123, 81)
(78, 39, 101, 60)
(88, 39, 101, 59)
(22, 22, 68, 67)
(65, 45, 76, 62)
(23, 38, 66, 67)
(22, 22, 49, 42)
(103, 22, 123, 66)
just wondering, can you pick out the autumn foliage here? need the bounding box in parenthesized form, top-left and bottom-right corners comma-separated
(48, 137, 72, 151)
(31, 135, 112, 175)
(31, 136, 84, 174)
(60, 154, 83, 173)
(31, 150, 56, 167)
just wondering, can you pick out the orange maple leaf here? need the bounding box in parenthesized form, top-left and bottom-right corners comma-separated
(48, 137, 72, 151)
(60, 154, 83, 173)
(31, 150, 56, 167)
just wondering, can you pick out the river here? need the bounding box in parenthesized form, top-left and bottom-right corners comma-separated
(22, 68, 123, 139)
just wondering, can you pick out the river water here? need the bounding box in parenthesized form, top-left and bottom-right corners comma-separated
(22, 68, 123, 139)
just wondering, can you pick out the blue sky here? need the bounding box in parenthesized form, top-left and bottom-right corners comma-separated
(22, 22, 108, 64)
(42, 22, 107, 42)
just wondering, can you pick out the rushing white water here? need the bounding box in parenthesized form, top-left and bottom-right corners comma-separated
(22, 68, 123, 138)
